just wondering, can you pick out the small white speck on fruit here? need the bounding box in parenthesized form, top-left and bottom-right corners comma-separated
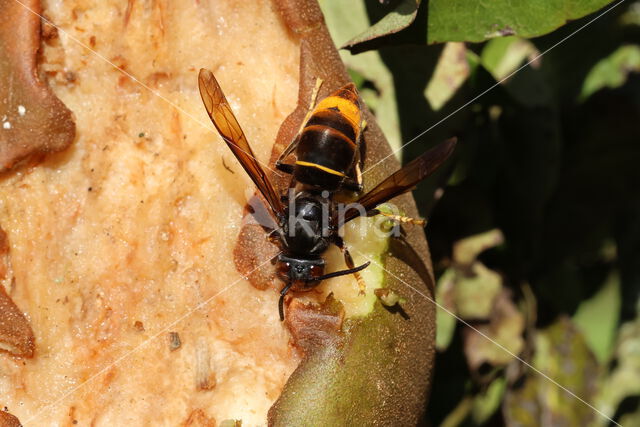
(17, 105, 26, 116)
(3, 121, 11, 129)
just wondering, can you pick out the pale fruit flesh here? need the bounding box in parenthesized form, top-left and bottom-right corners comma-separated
(0, 0, 433, 425)
(1, 0, 300, 424)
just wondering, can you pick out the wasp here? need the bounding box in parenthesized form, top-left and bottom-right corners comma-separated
(198, 69, 456, 320)
(274, 80, 364, 192)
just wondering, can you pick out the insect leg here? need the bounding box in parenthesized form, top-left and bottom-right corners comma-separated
(368, 208, 426, 226)
(355, 163, 363, 187)
(333, 236, 367, 295)
(275, 134, 298, 174)
(343, 176, 363, 192)
(275, 77, 324, 172)
(266, 229, 280, 244)
(298, 77, 323, 134)
(344, 130, 364, 191)
(344, 117, 366, 191)
(343, 145, 363, 191)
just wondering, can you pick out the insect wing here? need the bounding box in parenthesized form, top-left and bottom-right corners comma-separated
(198, 68, 284, 217)
(345, 138, 457, 222)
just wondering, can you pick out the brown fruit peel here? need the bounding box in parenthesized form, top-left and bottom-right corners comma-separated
(0, 284, 35, 358)
(0, 228, 34, 358)
(0, 410, 21, 427)
(0, 0, 75, 172)
(267, 0, 437, 424)
(284, 294, 345, 356)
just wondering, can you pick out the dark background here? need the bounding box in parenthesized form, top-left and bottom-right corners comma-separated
(323, 0, 640, 425)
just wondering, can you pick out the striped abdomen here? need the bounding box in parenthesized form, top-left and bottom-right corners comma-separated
(293, 83, 361, 191)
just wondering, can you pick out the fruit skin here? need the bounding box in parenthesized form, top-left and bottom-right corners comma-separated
(269, 262, 436, 425)
(0, 0, 75, 171)
(0, 410, 21, 427)
(268, 1, 437, 425)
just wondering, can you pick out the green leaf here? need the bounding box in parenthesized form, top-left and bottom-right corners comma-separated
(456, 263, 502, 320)
(320, 0, 402, 154)
(436, 268, 458, 351)
(463, 292, 525, 369)
(573, 270, 621, 362)
(619, 411, 640, 427)
(595, 317, 640, 423)
(471, 377, 506, 424)
(620, 3, 640, 26)
(440, 397, 473, 427)
(427, 0, 618, 44)
(480, 36, 539, 81)
(449, 229, 505, 320)
(504, 317, 604, 426)
(580, 44, 640, 100)
(437, 230, 507, 350)
(424, 42, 470, 111)
(453, 229, 504, 266)
(342, 0, 421, 51)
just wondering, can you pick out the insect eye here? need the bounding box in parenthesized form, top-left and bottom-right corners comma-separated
(310, 265, 323, 277)
(277, 262, 291, 276)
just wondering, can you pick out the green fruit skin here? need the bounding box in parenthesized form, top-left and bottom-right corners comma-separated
(268, 238, 437, 426)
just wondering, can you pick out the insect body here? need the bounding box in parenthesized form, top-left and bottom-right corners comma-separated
(275, 83, 363, 192)
(198, 68, 456, 320)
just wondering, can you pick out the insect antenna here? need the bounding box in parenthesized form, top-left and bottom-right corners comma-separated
(315, 261, 370, 281)
(279, 282, 295, 321)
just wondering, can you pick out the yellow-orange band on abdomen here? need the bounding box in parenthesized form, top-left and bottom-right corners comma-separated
(295, 160, 346, 177)
(313, 95, 361, 132)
